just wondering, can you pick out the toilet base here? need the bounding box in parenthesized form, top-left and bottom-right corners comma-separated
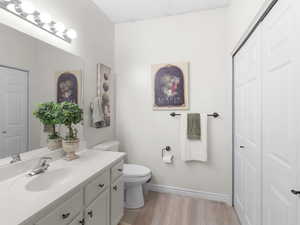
(124, 184, 145, 209)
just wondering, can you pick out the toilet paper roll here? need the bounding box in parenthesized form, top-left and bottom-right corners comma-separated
(163, 154, 174, 164)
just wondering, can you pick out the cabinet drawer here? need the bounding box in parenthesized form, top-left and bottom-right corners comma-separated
(85, 170, 110, 205)
(36, 190, 83, 225)
(111, 160, 123, 182)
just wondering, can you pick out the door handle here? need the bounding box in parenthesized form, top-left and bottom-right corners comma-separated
(291, 190, 300, 196)
(239, 146, 245, 149)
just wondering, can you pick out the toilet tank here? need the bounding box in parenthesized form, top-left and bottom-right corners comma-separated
(93, 141, 120, 152)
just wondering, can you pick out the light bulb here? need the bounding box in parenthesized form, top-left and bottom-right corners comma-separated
(6, 3, 16, 13)
(20, 1, 35, 14)
(66, 29, 77, 39)
(39, 12, 52, 24)
(54, 22, 65, 33)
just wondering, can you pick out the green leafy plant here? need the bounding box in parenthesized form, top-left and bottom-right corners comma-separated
(33, 102, 61, 140)
(58, 102, 83, 141)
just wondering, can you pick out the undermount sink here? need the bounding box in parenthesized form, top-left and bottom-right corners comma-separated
(25, 168, 71, 192)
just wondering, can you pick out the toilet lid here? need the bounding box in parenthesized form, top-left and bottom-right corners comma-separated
(123, 164, 151, 178)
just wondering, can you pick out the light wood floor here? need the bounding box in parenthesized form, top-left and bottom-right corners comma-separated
(121, 191, 240, 225)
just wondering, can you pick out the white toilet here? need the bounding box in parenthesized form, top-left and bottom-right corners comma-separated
(92, 141, 151, 209)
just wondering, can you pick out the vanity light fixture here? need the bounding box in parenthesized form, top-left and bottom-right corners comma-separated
(0, 0, 77, 43)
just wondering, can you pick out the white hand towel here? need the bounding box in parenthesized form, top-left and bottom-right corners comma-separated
(180, 113, 208, 162)
(90, 97, 103, 126)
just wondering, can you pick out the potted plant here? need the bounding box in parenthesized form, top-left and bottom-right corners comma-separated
(33, 102, 62, 150)
(59, 102, 83, 160)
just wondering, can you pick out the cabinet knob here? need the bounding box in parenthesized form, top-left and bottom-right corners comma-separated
(88, 210, 93, 218)
(62, 212, 71, 219)
(291, 190, 300, 196)
(113, 185, 118, 191)
(118, 168, 123, 172)
(239, 146, 245, 149)
(98, 184, 105, 188)
(2, 131, 7, 134)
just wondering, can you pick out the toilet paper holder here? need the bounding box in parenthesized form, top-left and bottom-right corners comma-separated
(161, 146, 171, 158)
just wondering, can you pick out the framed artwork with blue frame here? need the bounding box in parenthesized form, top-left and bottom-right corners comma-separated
(152, 62, 189, 110)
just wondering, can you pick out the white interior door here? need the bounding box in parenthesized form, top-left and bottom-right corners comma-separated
(261, 0, 299, 224)
(234, 26, 262, 225)
(0, 67, 28, 158)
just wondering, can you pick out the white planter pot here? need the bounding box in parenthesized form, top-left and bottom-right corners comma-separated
(63, 139, 80, 161)
(47, 138, 62, 150)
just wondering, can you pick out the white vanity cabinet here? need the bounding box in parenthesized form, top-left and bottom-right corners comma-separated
(33, 159, 124, 225)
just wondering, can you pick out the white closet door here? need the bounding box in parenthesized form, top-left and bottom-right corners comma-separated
(261, 0, 299, 224)
(234, 26, 262, 225)
(0, 67, 28, 158)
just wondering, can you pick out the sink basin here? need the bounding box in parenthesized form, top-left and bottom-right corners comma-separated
(25, 168, 71, 192)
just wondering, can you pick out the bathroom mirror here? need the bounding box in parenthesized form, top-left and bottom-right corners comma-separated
(0, 22, 85, 160)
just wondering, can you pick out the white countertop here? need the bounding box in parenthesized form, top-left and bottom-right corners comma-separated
(0, 150, 125, 225)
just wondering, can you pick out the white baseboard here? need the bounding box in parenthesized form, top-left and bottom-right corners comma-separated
(145, 183, 232, 206)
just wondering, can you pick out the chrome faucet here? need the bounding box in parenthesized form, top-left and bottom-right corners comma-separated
(28, 157, 52, 176)
(10, 154, 21, 164)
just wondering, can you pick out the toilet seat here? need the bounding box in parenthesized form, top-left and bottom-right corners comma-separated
(123, 164, 151, 178)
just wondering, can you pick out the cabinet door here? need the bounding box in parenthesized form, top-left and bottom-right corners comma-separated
(111, 177, 124, 225)
(85, 189, 109, 225)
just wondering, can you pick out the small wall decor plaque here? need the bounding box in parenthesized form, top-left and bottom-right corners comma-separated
(93, 63, 111, 128)
(152, 62, 189, 110)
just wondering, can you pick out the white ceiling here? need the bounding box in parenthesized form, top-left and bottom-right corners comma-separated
(92, 0, 229, 23)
